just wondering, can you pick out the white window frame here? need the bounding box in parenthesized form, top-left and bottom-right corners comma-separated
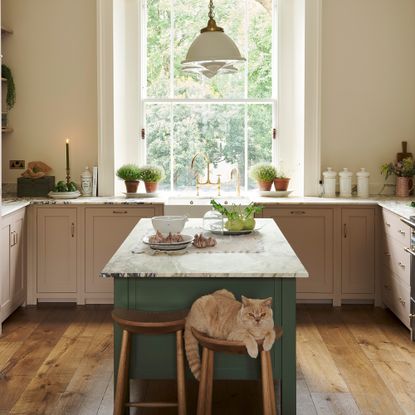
(140, 0, 278, 193)
(97, 0, 322, 197)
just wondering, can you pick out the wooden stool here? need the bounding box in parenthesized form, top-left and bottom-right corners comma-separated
(112, 308, 188, 415)
(192, 327, 283, 415)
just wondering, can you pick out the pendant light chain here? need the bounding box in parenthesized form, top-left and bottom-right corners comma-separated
(208, 0, 215, 20)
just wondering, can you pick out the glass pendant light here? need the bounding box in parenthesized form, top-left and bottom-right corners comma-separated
(181, 0, 245, 78)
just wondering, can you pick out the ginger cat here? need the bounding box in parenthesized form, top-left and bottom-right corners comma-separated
(185, 289, 275, 380)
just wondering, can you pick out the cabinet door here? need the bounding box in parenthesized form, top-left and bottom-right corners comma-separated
(85, 207, 156, 294)
(10, 214, 25, 299)
(0, 222, 11, 311)
(37, 208, 77, 293)
(341, 208, 375, 294)
(262, 208, 334, 293)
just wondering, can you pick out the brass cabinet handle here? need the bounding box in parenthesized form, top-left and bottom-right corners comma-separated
(343, 223, 347, 238)
(71, 223, 75, 238)
(10, 231, 17, 247)
(290, 211, 306, 215)
(112, 210, 128, 214)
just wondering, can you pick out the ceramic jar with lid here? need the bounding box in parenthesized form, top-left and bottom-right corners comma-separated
(80, 166, 93, 197)
(322, 167, 337, 197)
(339, 168, 353, 197)
(356, 168, 370, 198)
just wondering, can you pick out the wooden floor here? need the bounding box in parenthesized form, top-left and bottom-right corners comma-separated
(0, 304, 414, 414)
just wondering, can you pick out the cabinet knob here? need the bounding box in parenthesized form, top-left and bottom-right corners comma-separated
(398, 262, 406, 269)
(398, 229, 406, 236)
(410, 314, 415, 320)
(399, 297, 406, 306)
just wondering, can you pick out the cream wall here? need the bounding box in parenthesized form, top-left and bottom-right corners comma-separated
(321, 0, 415, 193)
(1, 0, 97, 185)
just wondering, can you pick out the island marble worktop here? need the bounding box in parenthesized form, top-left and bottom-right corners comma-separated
(100, 218, 308, 279)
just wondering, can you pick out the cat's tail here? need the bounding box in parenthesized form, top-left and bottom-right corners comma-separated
(184, 321, 201, 380)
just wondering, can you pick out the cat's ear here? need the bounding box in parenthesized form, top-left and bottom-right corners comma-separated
(241, 296, 250, 307)
(262, 297, 272, 308)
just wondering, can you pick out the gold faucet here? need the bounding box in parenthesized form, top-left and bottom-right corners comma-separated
(230, 166, 241, 197)
(191, 152, 221, 196)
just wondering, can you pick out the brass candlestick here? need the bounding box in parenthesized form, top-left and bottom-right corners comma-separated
(66, 169, 71, 185)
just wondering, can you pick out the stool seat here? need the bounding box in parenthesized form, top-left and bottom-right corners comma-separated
(191, 327, 283, 355)
(112, 308, 188, 334)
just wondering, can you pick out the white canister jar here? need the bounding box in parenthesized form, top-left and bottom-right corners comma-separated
(339, 168, 353, 197)
(80, 166, 93, 197)
(356, 168, 370, 198)
(322, 167, 337, 197)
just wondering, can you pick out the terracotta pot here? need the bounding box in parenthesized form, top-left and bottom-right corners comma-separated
(395, 176, 413, 197)
(144, 181, 158, 193)
(258, 180, 273, 191)
(124, 180, 139, 193)
(274, 178, 290, 191)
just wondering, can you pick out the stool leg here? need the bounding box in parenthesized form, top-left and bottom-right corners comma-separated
(197, 347, 209, 415)
(176, 330, 187, 415)
(260, 350, 271, 415)
(266, 351, 277, 415)
(205, 350, 214, 415)
(114, 329, 131, 415)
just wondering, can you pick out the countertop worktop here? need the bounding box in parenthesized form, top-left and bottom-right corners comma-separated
(100, 218, 309, 279)
(2, 194, 415, 219)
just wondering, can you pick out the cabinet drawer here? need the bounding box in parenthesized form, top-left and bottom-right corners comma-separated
(382, 234, 411, 285)
(382, 272, 411, 328)
(382, 209, 411, 246)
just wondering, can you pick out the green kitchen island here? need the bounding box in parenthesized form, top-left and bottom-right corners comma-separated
(101, 218, 308, 415)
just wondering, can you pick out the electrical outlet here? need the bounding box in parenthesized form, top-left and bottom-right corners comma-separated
(9, 160, 25, 169)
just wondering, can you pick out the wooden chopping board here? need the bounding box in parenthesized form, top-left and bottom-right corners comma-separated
(397, 141, 412, 161)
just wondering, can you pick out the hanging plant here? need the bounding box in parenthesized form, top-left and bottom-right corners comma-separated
(1, 64, 16, 110)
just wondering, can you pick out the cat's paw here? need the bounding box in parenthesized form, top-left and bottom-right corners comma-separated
(246, 343, 258, 358)
(263, 330, 276, 351)
(263, 336, 274, 351)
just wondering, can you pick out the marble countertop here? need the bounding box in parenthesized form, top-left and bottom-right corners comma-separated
(2, 193, 415, 220)
(100, 218, 309, 279)
(1, 200, 30, 217)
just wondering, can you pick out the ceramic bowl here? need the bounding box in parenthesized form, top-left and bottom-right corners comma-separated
(151, 216, 188, 235)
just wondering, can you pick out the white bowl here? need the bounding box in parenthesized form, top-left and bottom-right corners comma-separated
(151, 216, 188, 235)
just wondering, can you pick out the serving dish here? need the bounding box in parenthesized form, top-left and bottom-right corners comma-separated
(143, 234, 193, 251)
(152, 215, 188, 234)
(48, 190, 81, 199)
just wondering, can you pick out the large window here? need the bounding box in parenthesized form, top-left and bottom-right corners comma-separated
(142, 0, 277, 192)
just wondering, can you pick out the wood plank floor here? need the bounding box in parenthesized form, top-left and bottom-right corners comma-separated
(0, 304, 414, 414)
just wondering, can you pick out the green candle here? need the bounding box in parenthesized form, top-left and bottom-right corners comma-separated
(65, 139, 70, 171)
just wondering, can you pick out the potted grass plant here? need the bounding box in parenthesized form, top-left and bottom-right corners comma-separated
(249, 163, 277, 191)
(274, 170, 291, 191)
(140, 165, 165, 193)
(116, 164, 141, 193)
(381, 157, 415, 197)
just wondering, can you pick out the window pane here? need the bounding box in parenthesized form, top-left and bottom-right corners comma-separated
(145, 103, 171, 190)
(248, 0, 273, 98)
(248, 104, 273, 188)
(146, 0, 171, 98)
(172, 104, 245, 191)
